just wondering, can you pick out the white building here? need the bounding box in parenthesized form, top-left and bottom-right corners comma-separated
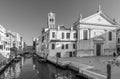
(73, 6, 119, 57)
(0, 25, 10, 58)
(5, 30, 24, 58)
(48, 25, 77, 57)
(36, 12, 77, 57)
(36, 36, 42, 56)
(15, 32, 22, 50)
(116, 28, 120, 55)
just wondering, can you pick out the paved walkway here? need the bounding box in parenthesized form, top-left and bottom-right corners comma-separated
(60, 56, 114, 75)
(48, 56, 120, 79)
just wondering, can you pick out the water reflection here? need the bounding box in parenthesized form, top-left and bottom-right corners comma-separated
(0, 57, 24, 79)
(33, 57, 79, 79)
(0, 55, 80, 79)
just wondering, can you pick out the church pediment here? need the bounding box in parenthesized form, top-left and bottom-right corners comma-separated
(80, 12, 118, 26)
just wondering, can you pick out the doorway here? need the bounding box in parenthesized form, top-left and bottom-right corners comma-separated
(96, 44, 101, 56)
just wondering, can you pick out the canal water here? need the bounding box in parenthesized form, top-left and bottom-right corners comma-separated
(0, 55, 85, 79)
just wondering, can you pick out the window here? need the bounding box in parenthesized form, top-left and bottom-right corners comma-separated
(118, 38, 120, 43)
(51, 44, 55, 49)
(73, 44, 76, 49)
(109, 32, 112, 41)
(50, 18, 54, 22)
(62, 33, 64, 39)
(74, 33, 77, 38)
(66, 33, 70, 39)
(66, 44, 68, 49)
(4, 45, 5, 49)
(83, 30, 88, 40)
(69, 52, 72, 57)
(73, 52, 76, 57)
(42, 36, 44, 42)
(0, 45, 3, 50)
(6, 34, 9, 37)
(52, 32, 55, 38)
(56, 52, 61, 58)
(61, 44, 64, 49)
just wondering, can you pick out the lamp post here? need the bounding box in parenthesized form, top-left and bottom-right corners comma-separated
(56, 53, 59, 78)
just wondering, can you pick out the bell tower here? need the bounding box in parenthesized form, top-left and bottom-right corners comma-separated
(48, 12, 55, 29)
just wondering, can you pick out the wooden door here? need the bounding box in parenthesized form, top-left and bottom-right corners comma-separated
(96, 44, 101, 56)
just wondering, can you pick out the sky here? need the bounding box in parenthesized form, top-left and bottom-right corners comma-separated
(0, 0, 120, 45)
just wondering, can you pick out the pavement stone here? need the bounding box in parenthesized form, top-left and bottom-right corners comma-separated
(48, 56, 120, 79)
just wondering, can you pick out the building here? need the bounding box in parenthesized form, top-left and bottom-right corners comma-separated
(36, 36, 43, 56)
(48, 25, 77, 57)
(116, 28, 120, 55)
(2, 29, 24, 58)
(0, 25, 10, 58)
(36, 6, 120, 58)
(73, 6, 119, 57)
(36, 12, 77, 57)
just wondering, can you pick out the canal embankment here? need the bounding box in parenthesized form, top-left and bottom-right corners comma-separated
(0, 58, 14, 74)
(36, 54, 90, 79)
(34, 54, 82, 79)
(0, 54, 81, 79)
(47, 57, 108, 79)
(47, 57, 95, 79)
(0, 55, 22, 75)
(36, 55, 120, 79)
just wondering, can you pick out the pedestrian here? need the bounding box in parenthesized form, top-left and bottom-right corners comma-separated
(113, 52, 116, 57)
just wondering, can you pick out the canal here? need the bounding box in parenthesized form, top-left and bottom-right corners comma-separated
(0, 54, 86, 79)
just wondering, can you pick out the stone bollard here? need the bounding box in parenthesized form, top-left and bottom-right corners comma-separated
(107, 63, 111, 79)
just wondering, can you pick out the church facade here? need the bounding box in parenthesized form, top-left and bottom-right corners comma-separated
(73, 7, 119, 57)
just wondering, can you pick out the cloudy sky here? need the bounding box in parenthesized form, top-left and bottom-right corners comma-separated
(0, 0, 119, 45)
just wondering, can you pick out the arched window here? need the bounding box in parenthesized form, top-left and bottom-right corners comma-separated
(50, 18, 54, 22)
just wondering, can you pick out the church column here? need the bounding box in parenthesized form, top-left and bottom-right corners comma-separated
(76, 13, 82, 57)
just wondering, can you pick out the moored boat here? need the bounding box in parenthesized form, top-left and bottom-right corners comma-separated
(55, 73, 72, 79)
